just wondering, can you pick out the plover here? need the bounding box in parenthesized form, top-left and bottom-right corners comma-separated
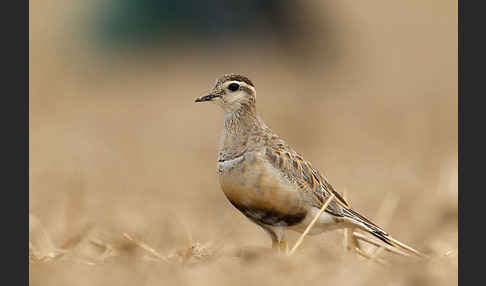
(195, 74, 421, 256)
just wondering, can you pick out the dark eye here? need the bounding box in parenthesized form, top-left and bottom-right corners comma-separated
(228, 83, 240, 92)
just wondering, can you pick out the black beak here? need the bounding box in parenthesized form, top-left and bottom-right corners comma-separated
(195, 94, 218, 103)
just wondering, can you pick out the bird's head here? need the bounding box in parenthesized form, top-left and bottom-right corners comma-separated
(195, 74, 256, 113)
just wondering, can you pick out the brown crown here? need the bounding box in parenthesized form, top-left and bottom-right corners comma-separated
(218, 74, 255, 88)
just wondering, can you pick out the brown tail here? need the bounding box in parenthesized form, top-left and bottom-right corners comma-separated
(342, 208, 425, 258)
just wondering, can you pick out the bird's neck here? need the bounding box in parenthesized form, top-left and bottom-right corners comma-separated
(219, 106, 265, 161)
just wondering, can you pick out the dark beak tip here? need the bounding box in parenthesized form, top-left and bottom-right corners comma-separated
(195, 94, 216, 103)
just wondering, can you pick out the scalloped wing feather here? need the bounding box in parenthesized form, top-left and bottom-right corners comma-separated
(263, 133, 351, 217)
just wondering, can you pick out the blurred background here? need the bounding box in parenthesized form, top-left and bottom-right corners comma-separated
(29, 1, 457, 285)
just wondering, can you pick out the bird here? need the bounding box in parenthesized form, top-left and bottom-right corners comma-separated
(195, 74, 422, 257)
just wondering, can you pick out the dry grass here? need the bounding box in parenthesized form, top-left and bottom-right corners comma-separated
(29, 188, 457, 285)
(30, 1, 457, 285)
(289, 194, 336, 255)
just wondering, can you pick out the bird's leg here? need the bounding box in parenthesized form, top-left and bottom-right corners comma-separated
(259, 223, 288, 255)
(272, 238, 288, 254)
(279, 239, 288, 254)
(272, 226, 288, 255)
(271, 237, 280, 251)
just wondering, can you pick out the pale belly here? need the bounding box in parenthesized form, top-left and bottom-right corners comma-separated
(217, 153, 308, 226)
(287, 207, 352, 235)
